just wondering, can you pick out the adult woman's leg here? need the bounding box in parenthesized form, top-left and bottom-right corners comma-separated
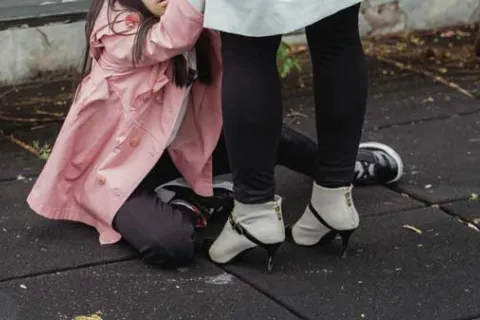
(205, 9, 400, 265)
(219, 33, 284, 203)
(208, 33, 286, 269)
(309, 4, 367, 186)
(288, 4, 368, 253)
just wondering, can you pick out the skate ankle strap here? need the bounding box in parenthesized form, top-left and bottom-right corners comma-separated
(228, 214, 267, 247)
(308, 203, 337, 232)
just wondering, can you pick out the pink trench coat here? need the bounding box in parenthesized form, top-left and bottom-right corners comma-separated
(27, 0, 223, 245)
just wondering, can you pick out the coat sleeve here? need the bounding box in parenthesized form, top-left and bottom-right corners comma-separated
(188, 0, 205, 13)
(141, 0, 204, 62)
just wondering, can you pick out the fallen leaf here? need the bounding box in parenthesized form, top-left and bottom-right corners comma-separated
(425, 184, 432, 189)
(287, 110, 308, 118)
(437, 67, 448, 74)
(403, 225, 423, 234)
(73, 312, 103, 320)
(455, 30, 471, 37)
(470, 193, 478, 201)
(440, 30, 455, 38)
(467, 223, 480, 233)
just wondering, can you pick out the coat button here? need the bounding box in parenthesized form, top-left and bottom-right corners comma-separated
(130, 138, 140, 147)
(97, 175, 106, 185)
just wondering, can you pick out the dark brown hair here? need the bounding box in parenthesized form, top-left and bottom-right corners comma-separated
(80, 0, 212, 88)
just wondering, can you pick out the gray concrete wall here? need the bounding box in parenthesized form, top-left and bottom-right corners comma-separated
(1, 0, 479, 85)
(360, 0, 480, 36)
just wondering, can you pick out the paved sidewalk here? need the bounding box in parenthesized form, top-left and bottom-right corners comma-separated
(0, 25, 479, 320)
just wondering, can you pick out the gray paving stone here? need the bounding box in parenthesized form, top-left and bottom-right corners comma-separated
(284, 57, 480, 135)
(0, 260, 300, 320)
(0, 180, 136, 281)
(223, 208, 480, 320)
(0, 291, 18, 320)
(0, 142, 422, 282)
(0, 138, 43, 182)
(442, 199, 480, 228)
(363, 113, 480, 204)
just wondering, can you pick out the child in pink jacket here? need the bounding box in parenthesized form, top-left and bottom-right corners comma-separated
(27, 0, 404, 268)
(28, 0, 224, 266)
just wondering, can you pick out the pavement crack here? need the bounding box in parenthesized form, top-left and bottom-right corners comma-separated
(386, 185, 470, 206)
(0, 173, 38, 184)
(363, 203, 427, 218)
(386, 186, 480, 233)
(450, 312, 480, 320)
(215, 267, 310, 320)
(441, 201, 480, 232)
(0, 131, 42, 158)
(35, 27, 51, 47)
(366, 107, 480, 132)
(0, 256, 137, 285)
(371, 55, 476, 99)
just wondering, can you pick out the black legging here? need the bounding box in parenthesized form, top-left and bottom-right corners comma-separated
(221, 4, 368, 204)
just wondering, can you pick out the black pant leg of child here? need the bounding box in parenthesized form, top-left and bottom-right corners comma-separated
(112, 136, 238, 267)
(113, 151, 197, 267)
(113, 189, 197, 267)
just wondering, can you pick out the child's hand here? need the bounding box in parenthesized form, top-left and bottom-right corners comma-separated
(142, 0, 169, 17)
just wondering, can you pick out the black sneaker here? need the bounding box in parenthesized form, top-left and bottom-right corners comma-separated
(158, 181, 234, 228)
(193, 187, 234, 224)
(169, 198, 206, 227)
(354, 142, 404, 186)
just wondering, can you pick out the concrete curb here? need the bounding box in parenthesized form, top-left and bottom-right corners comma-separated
(0, 1, 88, 85)
(0, 21, 85, 85)
(0, 1, 87, 31)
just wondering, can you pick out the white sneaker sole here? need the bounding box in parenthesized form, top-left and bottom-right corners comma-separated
(359, 142, 404, 184)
